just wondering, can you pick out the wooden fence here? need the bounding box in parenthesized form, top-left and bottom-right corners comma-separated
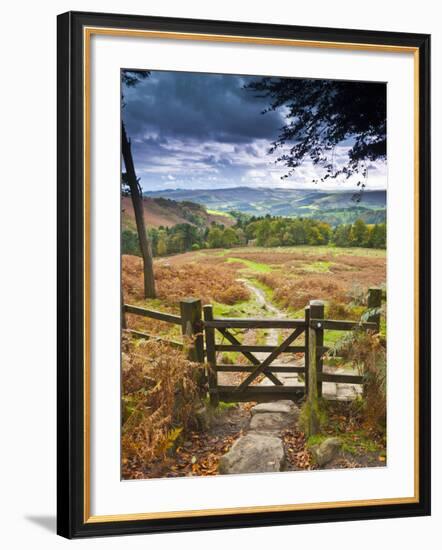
(123, 288, 382, 406)
(123, 298, 204, 362)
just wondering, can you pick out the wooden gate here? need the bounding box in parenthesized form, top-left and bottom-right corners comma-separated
(203, 304, 310, 405)
(202, 289, 381, 406)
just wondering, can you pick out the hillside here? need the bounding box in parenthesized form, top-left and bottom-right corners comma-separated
(122, 196, 235, 231)
(144, 187, 386, 225)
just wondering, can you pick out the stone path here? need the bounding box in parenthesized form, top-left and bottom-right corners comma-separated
(217, 399, 344, 475)
(218, 400, 298, 475)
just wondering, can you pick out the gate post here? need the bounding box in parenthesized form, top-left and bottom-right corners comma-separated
(180, 298, 204, 363)
(367, 288, 382, 332)
(306, 302, 320, 436)
(304, 305, 310, 395)
(180, 299, 205, 393)
(203, 304, 219, 407)
(310, 300, 325, 397)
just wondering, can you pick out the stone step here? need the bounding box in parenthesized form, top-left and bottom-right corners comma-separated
(249, 400, 299, 432)
(218, 433, 285, 475)
(250, 400, 298, 416)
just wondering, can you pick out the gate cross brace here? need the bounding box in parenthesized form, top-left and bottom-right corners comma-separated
(234, 327, 305, 393)
(217, 328, 283, 386)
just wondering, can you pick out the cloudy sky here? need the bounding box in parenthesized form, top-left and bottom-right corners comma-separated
(122, 70, 387, 192)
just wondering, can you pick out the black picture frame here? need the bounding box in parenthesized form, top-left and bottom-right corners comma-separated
(57, 10, 431, 539)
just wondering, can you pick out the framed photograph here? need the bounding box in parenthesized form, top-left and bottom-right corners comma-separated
(57, 11, 431, 538)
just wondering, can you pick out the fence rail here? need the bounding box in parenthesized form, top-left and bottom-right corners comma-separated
(216, 365, 305, 373)
(310, 319, 378, 331)
(215, 385, 305, 403)
(215, 344, 321, 353)
(123, 298, 205, 362)
(204, 318, 305, 329)
(124, 304, 182, 325)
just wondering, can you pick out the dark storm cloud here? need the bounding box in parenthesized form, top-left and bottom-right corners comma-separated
(122, 71, 284, 146)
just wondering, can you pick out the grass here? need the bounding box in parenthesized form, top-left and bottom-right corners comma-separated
(212, 295, 266, 319)
(226, 256, 273, 273)
(340, 432, 382, 455)
(300, 260, 332, 273)
(324, 329, 346, 346)
(220, 245, 385, 259)
(306, 433, 329, 447)
(306, 431, 382, 456)
(380, 317, 387, 338)
(202, 397, 237, 411)
(207, 209, 233, 219)
(256, 329, 269, 346)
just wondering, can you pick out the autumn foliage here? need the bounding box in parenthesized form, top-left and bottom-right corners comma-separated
(257, 272, 346, 311)
(122, 254, 250, 306)
(253, 252, 385, 312)
(328, 329, 387, 432)
(121, 335, 203, 478)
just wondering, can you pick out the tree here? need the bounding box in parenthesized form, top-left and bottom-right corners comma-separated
(235, 227, 247, 246)
(122, 230, 140, 256)
(207, 227, 224, 249)
(290, 219, 307, 245)
(317, 222, 332, 245)
(333, 224, 352, 247)
(157, 235, 168, 256)
(122, 70, 156, 298)
(368, 223, 386, 249)
(222, 227, 239, 248)
(255, 218, 271, 246)
(351, 219, 369, 247)
(121, 123, 156, 298)
(246, 78, 386, 189)
(244, 220, 260, 240)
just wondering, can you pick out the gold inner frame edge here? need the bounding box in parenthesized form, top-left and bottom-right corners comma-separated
(82, 26, 420, 524)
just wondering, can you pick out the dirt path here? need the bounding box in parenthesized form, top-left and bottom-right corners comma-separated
(236, 279, 304, 389)
(239, 278, 280, 315)
(238, 278, 282, 350)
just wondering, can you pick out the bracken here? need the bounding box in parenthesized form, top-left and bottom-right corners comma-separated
(121, 335, 203, 478)
(122, 254, 250, 306)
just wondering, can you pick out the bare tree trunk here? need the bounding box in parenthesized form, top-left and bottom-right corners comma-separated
(121, 122, 156, 298)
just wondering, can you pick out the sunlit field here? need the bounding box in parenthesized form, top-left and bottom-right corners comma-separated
(123, 245, 386, 341)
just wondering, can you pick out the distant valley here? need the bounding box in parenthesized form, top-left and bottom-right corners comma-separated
(143, 186, 386, 226)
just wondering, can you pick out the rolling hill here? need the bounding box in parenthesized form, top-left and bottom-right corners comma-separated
(122, 196, 235, 231)
(143, 187, 386, 225)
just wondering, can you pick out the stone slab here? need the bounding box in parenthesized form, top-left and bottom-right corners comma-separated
(218, 433, 285, 475)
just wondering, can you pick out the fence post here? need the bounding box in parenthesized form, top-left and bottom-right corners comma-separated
(203, 304, 219, 407)
(304, 305, 310, 395)
(310, 300, 325, 398)
(121, 290, 127, 330)
(180, 298, 204, 363)
(367, 288, 382, 332)
(306, 301, 320, 436)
